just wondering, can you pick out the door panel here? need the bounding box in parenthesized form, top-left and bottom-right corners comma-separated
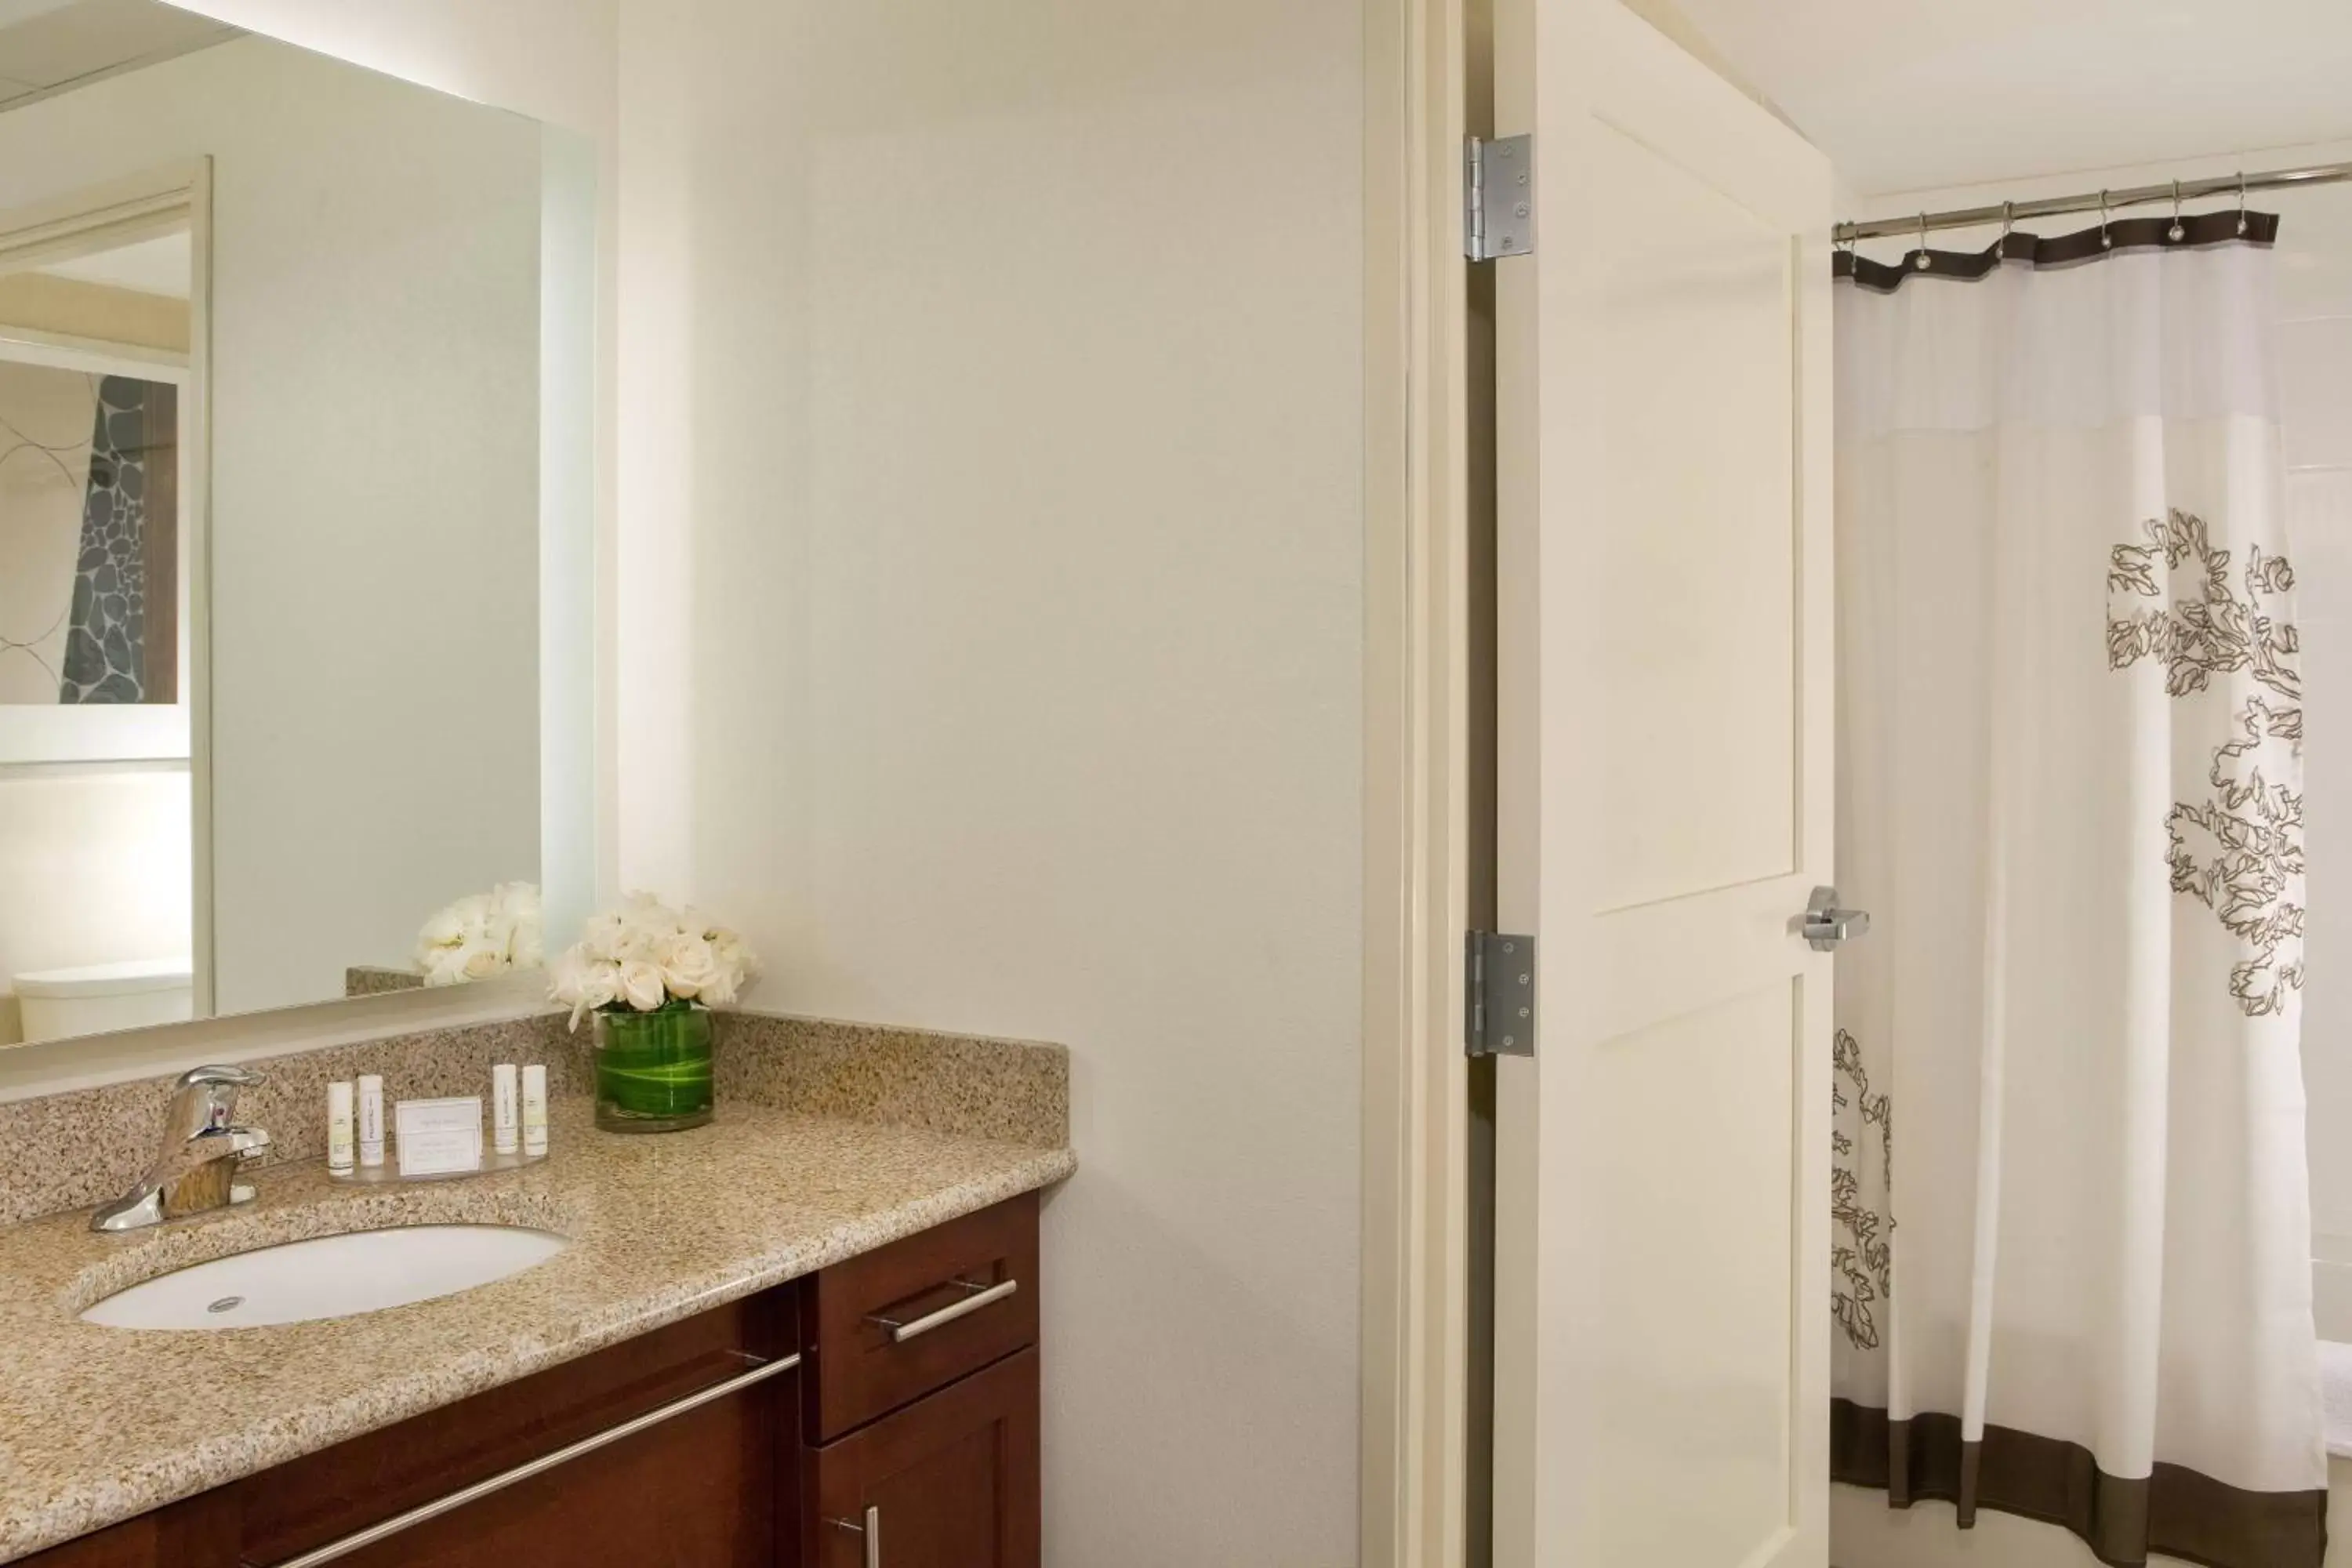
(1582, 985, 1798, 1563)
(1588, 117, 1798, 912)
(1490, 2, 1834, 1566)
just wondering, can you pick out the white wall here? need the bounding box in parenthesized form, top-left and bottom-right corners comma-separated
(0, 766, 191, 1044)
(162, 0, 615, 140)
(1864, 140, 2352, 1335)
(615, 0, 1367, 1560)
(0, 36, 546, 1014)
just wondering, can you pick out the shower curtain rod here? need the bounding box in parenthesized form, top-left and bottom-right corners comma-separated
(1834, 160, 2352, 245)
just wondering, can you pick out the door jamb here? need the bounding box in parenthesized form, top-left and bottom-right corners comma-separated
(1361, 0, 1474, 1559)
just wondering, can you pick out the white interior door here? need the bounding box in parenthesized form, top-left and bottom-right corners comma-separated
(1488, 2, 1834, 1566)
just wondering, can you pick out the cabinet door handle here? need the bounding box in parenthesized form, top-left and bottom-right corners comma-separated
(866, 1276, 1019, 1344)
(829, 1504, 882, 1567)
(252, 1351, 800, 1568)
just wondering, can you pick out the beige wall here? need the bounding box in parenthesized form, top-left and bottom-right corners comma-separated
(616, 0, 1367, 1561)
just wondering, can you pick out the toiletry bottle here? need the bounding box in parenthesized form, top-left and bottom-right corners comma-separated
(358, 1074, 386, 1167)
(328, 1081, 356, 1174)
(492, 1063, 519, 1155)
(521, 1064, 548, 1158)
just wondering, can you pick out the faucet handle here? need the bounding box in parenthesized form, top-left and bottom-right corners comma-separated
(165, 1065, 264, 1138)
(176, 1064, 263, 1089)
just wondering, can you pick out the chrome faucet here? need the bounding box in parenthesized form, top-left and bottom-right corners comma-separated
(92, 1065, 274, 1232)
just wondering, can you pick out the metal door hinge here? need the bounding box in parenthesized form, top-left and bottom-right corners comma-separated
(1465, 931, 1535, 1058)
(1465, 134, 1534, 261)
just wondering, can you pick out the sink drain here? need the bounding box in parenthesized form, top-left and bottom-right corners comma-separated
(206, 1296, 244, 1315)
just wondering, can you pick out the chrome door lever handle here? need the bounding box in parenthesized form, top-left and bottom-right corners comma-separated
(1802, 886, 1871, 952)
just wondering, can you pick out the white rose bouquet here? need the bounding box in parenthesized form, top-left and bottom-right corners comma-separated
(546, 892, 759, 1031)
(415, 881, 543, 987)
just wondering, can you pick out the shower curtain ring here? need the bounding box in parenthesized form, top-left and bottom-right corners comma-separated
(1915, 211, 1931, 270)
(1999, 201, 2014, 258)
(2100, 189, 2113, 249)
(2238, 171, 2250, 237)
(2169, 180, 2186, 243)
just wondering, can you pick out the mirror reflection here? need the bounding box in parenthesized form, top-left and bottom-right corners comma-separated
(0, 2, 593, 1044)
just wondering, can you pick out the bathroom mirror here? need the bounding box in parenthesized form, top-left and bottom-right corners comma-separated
(0, 1, 594, 1045)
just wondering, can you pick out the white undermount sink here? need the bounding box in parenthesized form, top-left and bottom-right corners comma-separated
(81, 1224, 568, 1330)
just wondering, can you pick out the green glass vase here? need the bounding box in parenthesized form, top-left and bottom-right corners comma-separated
(593, 1004, 715, 1132)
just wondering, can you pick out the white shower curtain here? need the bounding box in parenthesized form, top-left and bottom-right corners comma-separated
(1831, 214, 2327, 1568)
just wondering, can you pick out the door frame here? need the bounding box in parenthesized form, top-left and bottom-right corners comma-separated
(0, 160, 215, 1020)
(1359, 0, 1475, 1563)
(1360, 5, 1825, 1564)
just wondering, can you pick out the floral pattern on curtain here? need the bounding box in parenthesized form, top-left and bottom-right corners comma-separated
(1830, 219, 2325, 1568)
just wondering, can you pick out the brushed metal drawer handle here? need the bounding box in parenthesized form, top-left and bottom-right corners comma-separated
(829, 1504, 882, 1568)
(867, 1276, 1019, 1343)
(252, 1351, 800, 1568)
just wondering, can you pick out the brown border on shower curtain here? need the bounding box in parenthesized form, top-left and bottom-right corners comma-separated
(1831, 1398, 2326, 1568)
(1833, 209, 2279, 292)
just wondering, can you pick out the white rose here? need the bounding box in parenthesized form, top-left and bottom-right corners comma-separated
(508, 916, 543, 968)
(490, 882, 540, 922)
(448, 892, 495, 939)
(612, 907, 670, 962)
(710, 928, 758, 984)
(661, 935, 721, 999)
(549, 951, 622, 1030)
(466, 939, 510, 980)
(579, 909, 628, 962)
(416, 904, 468, 955)
(617, 957, 670, 1012)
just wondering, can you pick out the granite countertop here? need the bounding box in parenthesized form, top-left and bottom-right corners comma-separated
(0, 1098, 1074, 1563)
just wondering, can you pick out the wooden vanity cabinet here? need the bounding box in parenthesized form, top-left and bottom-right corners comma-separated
(24, 1192, 1041, 1568)
(804, 1348, 1040, 1568)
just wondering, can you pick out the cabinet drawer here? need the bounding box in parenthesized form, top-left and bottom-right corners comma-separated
(804, 1348, 1040, 1568)
(803, 1192, 1039, 1442)
(243, 1289, 797, 1566)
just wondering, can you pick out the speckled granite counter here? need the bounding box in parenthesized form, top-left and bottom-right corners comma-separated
(0, 1098, 1074, 1563)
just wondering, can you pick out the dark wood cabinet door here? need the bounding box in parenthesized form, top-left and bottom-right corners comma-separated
(313, 1370, 789, 1568)
(805, 1349, 1040, 1568)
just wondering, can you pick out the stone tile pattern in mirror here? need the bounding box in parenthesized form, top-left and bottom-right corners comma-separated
(0, 1011, 1070, 1226)
(60, 376, 172, 703)
(0, 362, 96, 700)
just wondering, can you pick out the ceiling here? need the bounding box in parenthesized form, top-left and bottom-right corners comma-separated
(33, 230, 190, 298)
(1672, 0, 2352, 197)
(0, 0, 238, 112)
